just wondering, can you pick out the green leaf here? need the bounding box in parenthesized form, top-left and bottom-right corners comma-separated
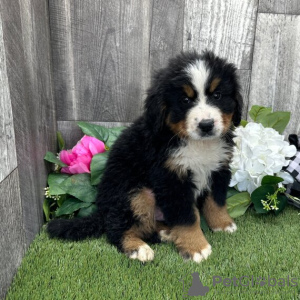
(274, 194, 288, 216)
(261, 111, 290, 134)
(43, 198, 52, 222)
(261, 175, 283, 186)
(106, 127, 126, 148)
(55, 198, 91, 217)
(44, 152, 67, 167)
(226, 187, 240, 199)
(226, 192, 251, 218)
(251, 185, 276, 214)
(59, 173, 97, 203)
(90, 152, 109, 185)
(200, 215, 209, 233)
(57, 131, 65, 151)
(249, 105, 272, 122)
(48, 173, 70, 195)
(77, 204, 98, 217)
(77, 122, 109, 143)
(240, 120, 248, 127)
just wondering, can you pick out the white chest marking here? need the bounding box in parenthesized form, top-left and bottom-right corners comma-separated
(170, 139, 230, 197)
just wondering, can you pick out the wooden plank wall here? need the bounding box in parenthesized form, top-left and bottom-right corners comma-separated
(0, 0, 56, 297)
(49, 0, 300, 144)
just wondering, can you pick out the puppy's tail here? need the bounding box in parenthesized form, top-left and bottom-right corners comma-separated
(47, 210, 104, 241)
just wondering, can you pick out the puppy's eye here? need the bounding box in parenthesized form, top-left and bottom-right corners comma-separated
(182, 97, 191, 104)
(213, 92, 222, 100)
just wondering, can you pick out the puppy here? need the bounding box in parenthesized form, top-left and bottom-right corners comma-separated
(48, 51, 242, 263)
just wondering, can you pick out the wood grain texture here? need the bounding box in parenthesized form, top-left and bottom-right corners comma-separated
(0, 169, 25, 299)
(149, 0, 184, 72)
(183, 0, 258, 69)
(0, 0, 56, 245)
(58, 121, 131, 149)
(0, 16, 17, 183)
(259, 0, 300, 14)
(49, 0, 152, 122)
(248, 14, 300, 134)
(237, 70, 252, 119)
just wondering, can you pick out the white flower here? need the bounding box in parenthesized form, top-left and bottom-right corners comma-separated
(229, 123, 297, 194)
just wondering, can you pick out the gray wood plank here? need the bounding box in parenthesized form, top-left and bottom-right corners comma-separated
(0, 14, 17, 183)
(58, 121, 131, 149)
(1, 0, 57, 245)
(237, 70, 251, 120)
(259, 0, 300, 14)
(248, 14, 300, 134)
(0, 169, 25, 299)
(149, 0, 184, 72)
(49, 0, 152, 122)
(183, 0, 259, 69)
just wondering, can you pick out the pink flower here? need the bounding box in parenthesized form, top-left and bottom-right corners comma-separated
(60, 135, 105, 174)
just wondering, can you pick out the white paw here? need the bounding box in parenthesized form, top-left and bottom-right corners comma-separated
(129, 244, 154, 262)
(212, 222, 237, 233)
(224, 222, 237, 233)
(192, 244, 212, 263)
(159, 230, 172, 242)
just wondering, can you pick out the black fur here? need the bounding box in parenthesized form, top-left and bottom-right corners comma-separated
(47, 50, 242, 252)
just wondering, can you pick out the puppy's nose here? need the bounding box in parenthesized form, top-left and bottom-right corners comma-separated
(198, 119, 214, 133)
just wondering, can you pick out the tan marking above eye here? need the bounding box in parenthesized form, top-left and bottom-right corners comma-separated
(209, 78, 221, 93)
(183, 84, 195, 98)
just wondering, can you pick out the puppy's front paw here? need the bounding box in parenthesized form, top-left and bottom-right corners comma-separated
(212, 222, 237, 233)
(181, 244, 212, 263)
(128, 244, 154, 262)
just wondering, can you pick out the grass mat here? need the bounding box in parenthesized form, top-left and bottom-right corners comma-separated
(6, 206, 300, 300)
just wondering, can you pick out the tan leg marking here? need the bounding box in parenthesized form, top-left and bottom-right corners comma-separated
(160, 208, 212, 262)
(202, 195, 237, 233)
(122, 188, 156, 262)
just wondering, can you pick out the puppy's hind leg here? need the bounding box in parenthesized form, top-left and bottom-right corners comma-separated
(122, 188, 157, 262)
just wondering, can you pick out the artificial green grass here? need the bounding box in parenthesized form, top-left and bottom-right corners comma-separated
(6, 206, 300, 300)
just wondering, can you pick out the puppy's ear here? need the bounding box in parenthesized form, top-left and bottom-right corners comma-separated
(144, 72, 166, 134)
(232, 91, 243, 127)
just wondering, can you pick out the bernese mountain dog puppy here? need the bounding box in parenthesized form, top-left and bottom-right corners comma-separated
(48, 50, 243, 263)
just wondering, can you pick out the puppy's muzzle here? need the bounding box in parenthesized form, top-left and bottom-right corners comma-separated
(198, 119, 214, 136)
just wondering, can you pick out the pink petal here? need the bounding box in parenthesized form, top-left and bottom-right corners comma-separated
(72, 142, 90, 156)
(60, 150, 76, 165)
(61, 167, 72, 174)
(68, 162, 90, 174)
(89, 139, 106, 155)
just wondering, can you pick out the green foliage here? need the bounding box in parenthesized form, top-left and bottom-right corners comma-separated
(43, 123, 126, 221)
(239, 119, 248, 127)
(55, 197, 92, 217)
(44, 151, 66, 167)
(90, 152, 109, 185)
(226, 192, 251, 218)
(248, 105, 290, 133)
(251, 176, 288, 215)
(57, 131, 65, 151)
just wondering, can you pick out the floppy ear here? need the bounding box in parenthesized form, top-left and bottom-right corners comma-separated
(232, 91, 243, 127)
(144, 72, 166, 134)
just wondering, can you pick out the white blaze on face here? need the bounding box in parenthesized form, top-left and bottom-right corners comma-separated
(185, 60, 224, 140)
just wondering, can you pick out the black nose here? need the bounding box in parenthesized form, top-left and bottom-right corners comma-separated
(198, 119, 214, 133)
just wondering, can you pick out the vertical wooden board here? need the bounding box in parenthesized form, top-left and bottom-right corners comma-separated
(58, 121, 131, 149)
(237, 70, 251, 119)
(0, 15, 17, 183)
(259, 0, 300, 14)
(0, 169, 25, 299)
(149, 0, 184, 72)
(248, 14, 300, 134)
(49, 0, 152, 122)
(184, 0, 258, 69)
(1, 0, 56, 245)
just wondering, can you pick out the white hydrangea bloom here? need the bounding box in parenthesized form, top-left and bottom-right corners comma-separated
(229, 122, 297, 194)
